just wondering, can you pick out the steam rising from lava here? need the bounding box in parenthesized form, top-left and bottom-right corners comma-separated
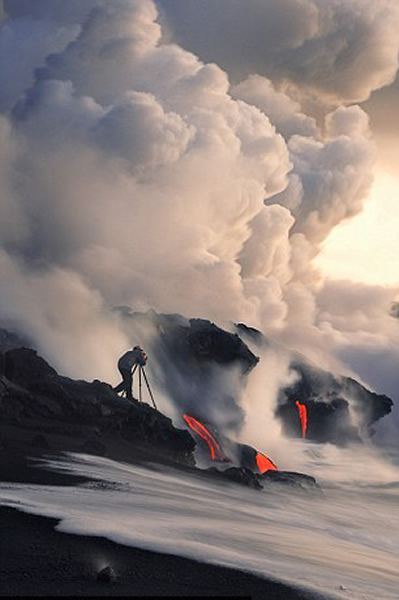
(0, 0, 398, 435)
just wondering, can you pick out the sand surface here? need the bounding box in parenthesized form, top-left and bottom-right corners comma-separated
(0, 506, 329, 599)
(0, 451, 329, 599)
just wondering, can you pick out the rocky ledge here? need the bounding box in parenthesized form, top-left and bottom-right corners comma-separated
(0, 316, 394, 491)
(0, 345, 195, 467)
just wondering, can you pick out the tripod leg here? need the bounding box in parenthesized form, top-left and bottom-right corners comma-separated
(142, 367, 157, 410)
(139, 365, 142, 403)
(131, 363, 138, 400)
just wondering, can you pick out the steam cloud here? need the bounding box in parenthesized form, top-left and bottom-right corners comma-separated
(158, 0, 399, 104)
(0, 0, 398, 433)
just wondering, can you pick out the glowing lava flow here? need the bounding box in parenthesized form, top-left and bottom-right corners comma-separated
(295, 401, 308, 439)
(183, 414, 224, 460)
(255, 452, 278, 474)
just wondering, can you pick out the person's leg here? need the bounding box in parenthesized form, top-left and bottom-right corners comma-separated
(124, 369, 133, 399)
(114, 367, 132, 397)
(114, 380, 125, 393)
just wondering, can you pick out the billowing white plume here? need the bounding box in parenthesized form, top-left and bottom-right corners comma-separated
(0, 0, 398, 426)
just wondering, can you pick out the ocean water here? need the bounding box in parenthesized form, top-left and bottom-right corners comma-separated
(1, 444, 399, 600)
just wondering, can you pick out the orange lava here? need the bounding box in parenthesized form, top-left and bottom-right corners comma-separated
(295, 401, 308, 439)
(255, 452, 278, 474)
(183, 414, 224, 460)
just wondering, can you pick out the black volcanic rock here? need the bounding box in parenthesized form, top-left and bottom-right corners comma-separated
(186, 318, 259, 372)
(149, 313, 259, 374)
(222, 466, 263, 490)
(236, 443, 261, 472)
(229, 441, 278, 475)
(97, 566, 117, 583)
(260, 470, 319, 491)
(115, 310, 259, 373)
(341, 376, 393, 427)
(207, 466, 263, 490)
(234, 322, 393, 446)
(116, 311, 259, 431)
(0, 314, 395, 469)
(120, 403, 196, 465)
(0, 327, 33, 352)
(205, 464, 319, 492)
(276, 397, 361, 446)
(0, 346, 196, 466)
(235, 323, 265, 345)
(116, 311, 394, 446)
(277, 361, 393, 445)
(2, 347, 57, 384)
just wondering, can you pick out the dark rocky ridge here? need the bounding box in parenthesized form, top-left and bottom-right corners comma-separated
(0, 314, 394, 490)
(277, 361, 393, 446)
(116, 310, 259, 432)
(121, 312, 393, 445)
(0, 346, 196, 467)
(0, 345, 315, 492)
(0, 326, 33, 352)
(235, 322, 393, 446)
(204, 466, 320, 493)
(0, 317, 259, 474)
(115, 311, 259, 373)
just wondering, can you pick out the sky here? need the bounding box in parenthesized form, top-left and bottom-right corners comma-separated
(0, 0, 398, 411)
(315, 76, 399, 286)
(315, 171, 399, 285)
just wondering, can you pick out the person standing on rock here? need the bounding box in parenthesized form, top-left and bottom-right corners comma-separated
(113, 346, 147, 400)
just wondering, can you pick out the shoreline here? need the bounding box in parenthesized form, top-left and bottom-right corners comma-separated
(0, 506, 329, 599)
(0, 452, 332, 600)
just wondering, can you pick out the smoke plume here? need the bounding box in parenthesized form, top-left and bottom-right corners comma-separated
(0, 0, 398, 436)
(158, 0, 399, 104)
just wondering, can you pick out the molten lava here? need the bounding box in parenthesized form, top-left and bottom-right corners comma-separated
(295, 400, 308, 438)
(183, 414, 224, 460)
(255, 451, 278, 474)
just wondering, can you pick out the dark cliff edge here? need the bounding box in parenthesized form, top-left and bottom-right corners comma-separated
(0, 317, 394, 491)
(236, 322, 394, 446)
(0, 345, 196, 471)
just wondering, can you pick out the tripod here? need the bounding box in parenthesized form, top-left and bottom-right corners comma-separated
(130, 363, 158, 410)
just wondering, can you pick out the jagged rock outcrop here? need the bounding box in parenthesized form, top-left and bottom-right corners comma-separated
(0, 346, 195, 466)
(116, 310, 259, 373)
(234, 323, 393, 446)
(206, 465, 319, 492)
(0, 327, 33, 353)
(120, 403, 195, 465)
(0, 334, 317, 492)
(116, 310, 259, 431)
(235, 323, 265, 345)
(0, 311, 395, 481)
(277, 361, 393, 446)
(260, 470, 320, 492)
(97, 566, 117, 583)
(207, 466, 263, 490)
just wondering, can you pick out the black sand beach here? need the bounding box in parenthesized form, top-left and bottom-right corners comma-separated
(0, 451, 329, 600)
(0, 506, 329, 599)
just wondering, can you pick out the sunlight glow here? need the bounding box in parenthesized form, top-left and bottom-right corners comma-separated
(315, 172, 399, 286)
